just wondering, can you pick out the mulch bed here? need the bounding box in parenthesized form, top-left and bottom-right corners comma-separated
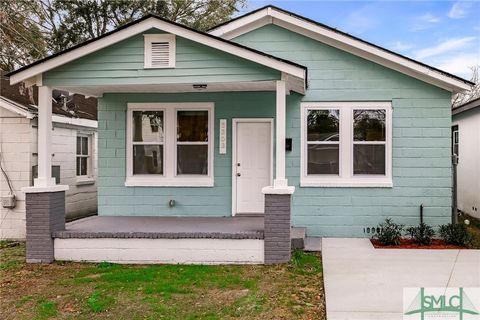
(371, 238, 465, 249)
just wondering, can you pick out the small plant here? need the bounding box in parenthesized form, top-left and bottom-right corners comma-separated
(374, 218, 404, 245)
(406, 223, 435, 245)
(439, 223, 473, 246)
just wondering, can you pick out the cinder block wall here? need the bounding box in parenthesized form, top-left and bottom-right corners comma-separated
(234, 24, 453, 237)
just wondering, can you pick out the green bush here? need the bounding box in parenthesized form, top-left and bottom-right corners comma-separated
(439, 223, 473, 246)
(406, 223, 435, 245)
(374, 218, 404, 245)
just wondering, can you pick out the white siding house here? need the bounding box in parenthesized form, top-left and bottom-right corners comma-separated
(452, 98, 480, 219)
(0, 81, 98, 239)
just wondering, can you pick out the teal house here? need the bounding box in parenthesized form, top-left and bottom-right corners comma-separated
(8, 6, 473, 264)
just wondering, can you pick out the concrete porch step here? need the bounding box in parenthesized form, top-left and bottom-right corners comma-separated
(291, 227, 306, 249)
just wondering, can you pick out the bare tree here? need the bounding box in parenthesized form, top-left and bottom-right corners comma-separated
(0, 0, 246, 71)
(453, 65, 480, 107)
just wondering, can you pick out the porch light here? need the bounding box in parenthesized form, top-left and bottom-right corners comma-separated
(193, 84, 207, 90)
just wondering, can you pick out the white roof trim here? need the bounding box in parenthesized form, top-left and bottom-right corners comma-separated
(52, 115, 98, 129)
(0, 96, 97, 128)
(209, 7, 472, 93)
(0, 97, 35, 119)
(9, 16, 306, 85)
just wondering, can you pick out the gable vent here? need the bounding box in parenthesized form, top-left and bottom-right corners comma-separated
(151, 42, 170, 67)
(144, 34, 176, 68)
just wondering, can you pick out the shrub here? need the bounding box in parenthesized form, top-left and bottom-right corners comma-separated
(439, 223, 473, 246)
(406, 223, 435, 245)
(374, 218, 404, 246)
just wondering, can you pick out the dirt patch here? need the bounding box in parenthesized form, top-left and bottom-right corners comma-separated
(371, 238, 465, 249)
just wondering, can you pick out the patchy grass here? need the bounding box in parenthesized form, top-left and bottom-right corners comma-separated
(460, 213, 480, 249)
(0, 242, 325, 319)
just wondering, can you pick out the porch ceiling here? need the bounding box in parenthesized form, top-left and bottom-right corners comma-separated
(55, 78, 305, 98)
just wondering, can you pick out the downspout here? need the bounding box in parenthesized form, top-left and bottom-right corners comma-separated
(452, 154, 458, 224)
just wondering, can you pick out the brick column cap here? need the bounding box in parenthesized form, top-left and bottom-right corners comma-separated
(262, 186, 295, 195)
(22, 185, 69, 194)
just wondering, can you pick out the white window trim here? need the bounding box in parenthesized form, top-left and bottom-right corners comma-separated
(300, 101, 392, 188)
(144, 34, 176, 69)
(126, 102, 214, 187)
(76, 133, 96, 185)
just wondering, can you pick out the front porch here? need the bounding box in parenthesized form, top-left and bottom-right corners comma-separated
(12, 15, 307, 265)
(51, 215, 305, 264)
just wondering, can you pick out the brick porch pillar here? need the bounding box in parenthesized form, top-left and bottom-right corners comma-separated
(262, 187, 295, 264)
(24, 189, 67, 263)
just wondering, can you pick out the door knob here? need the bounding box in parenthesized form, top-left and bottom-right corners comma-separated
(236, 173, 241, 177)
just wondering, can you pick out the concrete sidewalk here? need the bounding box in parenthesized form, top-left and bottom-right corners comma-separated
(322, 238, 480, 320)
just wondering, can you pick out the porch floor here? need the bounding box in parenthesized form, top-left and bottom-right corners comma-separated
(54, 216, 264, 240)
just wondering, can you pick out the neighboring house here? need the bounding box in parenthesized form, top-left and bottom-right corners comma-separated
(5, 6, 473, 264)
(452, 97, 480, 219)
(0, 72, 98, 239)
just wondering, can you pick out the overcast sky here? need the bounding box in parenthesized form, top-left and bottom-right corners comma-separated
(242, 0, 480, 80)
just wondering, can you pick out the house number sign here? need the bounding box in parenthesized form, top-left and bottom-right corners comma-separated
(219, 119, 227, 154)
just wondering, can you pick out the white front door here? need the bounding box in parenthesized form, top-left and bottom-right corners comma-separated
(234, 120, 272, 215)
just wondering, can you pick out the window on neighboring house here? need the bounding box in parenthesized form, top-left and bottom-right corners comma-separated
(126, 103, 214, 187)
(144, 34, 176, 68)
(76, 135, 90, 177)
(452, 125, 459, 157)
(301, 102, 392, 187)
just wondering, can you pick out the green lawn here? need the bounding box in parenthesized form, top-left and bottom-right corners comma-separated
(0, 242, 325, 320)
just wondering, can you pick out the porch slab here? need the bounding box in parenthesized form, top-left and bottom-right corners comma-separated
(54, 216, 264, 240)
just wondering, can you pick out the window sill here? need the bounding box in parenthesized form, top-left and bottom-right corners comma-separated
(76, 177, 96, 186)
(125, 177, 214, 187)
(300, 179, 393, 188)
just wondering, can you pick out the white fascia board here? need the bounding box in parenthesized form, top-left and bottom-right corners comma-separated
(0, 97, 34, 119)
(210, 7, 271, 38)
(52, 115, 98, 128)
(210, 8, 471, 93)
(9, 17, 305, 85)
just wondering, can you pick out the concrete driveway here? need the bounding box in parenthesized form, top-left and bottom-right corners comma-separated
(322, 238, 480, 320)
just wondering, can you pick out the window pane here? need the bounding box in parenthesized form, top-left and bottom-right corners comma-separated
(307, 110, 339, 141)
(132, 111, 164, 143)
(177, 145, 208, 175)
(80, 157, 87, 175)
(354, 145, 385, 175)
(76, 157, 81, 176)
(307, 144, 339, 175)
(177, 111, 208, 142)
(81, 137, 88, 155)
(133, 145, 163, 174)
(354, 110, 386, 141)
(76, 137, 81, 155)
(76, 157, 87, 176)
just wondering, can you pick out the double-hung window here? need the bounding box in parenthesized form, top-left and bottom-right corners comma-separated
(126, 103, 214, 187)
(76, 135, 90, 177)
(76, 133, 95, 184)
(301, 102, 392, 187)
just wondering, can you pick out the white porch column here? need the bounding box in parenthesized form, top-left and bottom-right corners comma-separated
(34, 86, 56, 187)
(23, 85, 68, 264)
(274, 80, 288, 188)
